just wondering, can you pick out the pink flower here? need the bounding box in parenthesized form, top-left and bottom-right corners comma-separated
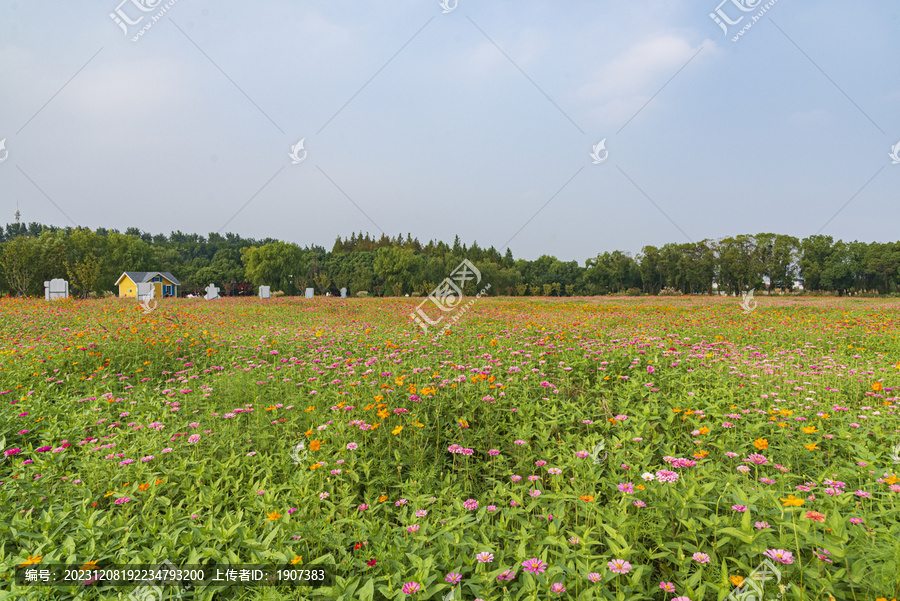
(607, 559, 631, 574)
(522, 558, 547, 574)
(535, 460, 547, 467)
(745, 453, 768, 465)
(188, 422, 199, 428)
(672, 597, 692, 601)
(737, 465, 751, 474)
(464, 499, 478, 511)
(764, 549, 794, 564)
(114, 497, 131, 505)
(692, 552, 710, 564)
(617, 482, 634, 493)
(288, 508, 297, 514)
(476, 552, 493, 563)
(187, 434, 200, 443)
(850, 517, 864, 524)
(660, 581, 676, 592)
(346, 443, 358, 450)
(655, 470, 679, 483)
(731, 505, 747, 512)
(358, 504, 369, 511)
(633, 500, 646, 507)
(550, 583, 566, 594)
(488, 449, 500, 456)
(647, 365, 655, 374)
(445, 572, 462, 583)
(407, 524, 419, 533)
(755, 521, 771, 530)
(401, 582, 421, 595)
(587, 572, 601, 583)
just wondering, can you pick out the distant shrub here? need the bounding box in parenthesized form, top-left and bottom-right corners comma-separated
(658, 286, 683, 296)
(625, 287, 642, 296)
(357, 291, 369, 298)
(272, 291, 284, 297)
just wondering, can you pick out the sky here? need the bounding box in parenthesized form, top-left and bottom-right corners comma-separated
(0, 0, 898, 263)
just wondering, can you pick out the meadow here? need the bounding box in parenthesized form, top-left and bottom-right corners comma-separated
(0, 295, 898, 601)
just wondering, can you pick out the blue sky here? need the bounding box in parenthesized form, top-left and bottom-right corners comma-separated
(0, 0, 897, 262)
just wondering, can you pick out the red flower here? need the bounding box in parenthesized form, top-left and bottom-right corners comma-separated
(91, 502, 98, 507)
(354, 543, 362, 550)
(366, 559, 377, 567)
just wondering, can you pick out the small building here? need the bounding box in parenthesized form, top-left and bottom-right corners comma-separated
(116, 272, 181, 298)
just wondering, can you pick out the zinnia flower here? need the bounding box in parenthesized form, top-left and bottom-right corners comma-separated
(401, 582, 421, 595)
(607, 559, 631, 574)
(764, 549, 794, 564)
(522, 558, 547, 574)
(476, 552, 493, 563)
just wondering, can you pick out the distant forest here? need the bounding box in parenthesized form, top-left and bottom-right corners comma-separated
(1, 222, 898, 298)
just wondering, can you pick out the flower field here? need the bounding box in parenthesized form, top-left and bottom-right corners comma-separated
(1, 295, 899, 601)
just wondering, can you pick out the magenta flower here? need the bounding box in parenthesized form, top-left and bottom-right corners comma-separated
(488, 449, 500, 456)
(522, 558, 547, 574)
(187, 434, 200, 443)
(850, 517, 864, 524)
(486, 505, 497, 512)
(4, 448, 22, 457)
(463, 499, 478, 511)
(445, 572, 462, 584)
(114, 497, 131, 505)
(617, 482, 634, 494)
(476, 552, 493, 563)
(358, 504, 369, 511)
(535, 460, 547, 467)
(672, 597, 692, 601)
(497, 569, 515, 581)
(608, 559, 631, 574)
(587, 572, 601, 583)
(755, 521, 771, 530)
(660, 581, 676, 592)
(550, 583, 566, 594)
(731, 505, 748, 512)
(401, 582, 421, 595)
(141, 456, 154, 462)
(744, 453, 768, 465)
(415, 510, 428, 518)
(35, 446, 51, 453)
(407, 524, 419, 533)
(346, 442, 358, 450)
(692, 552, 710, 564)
(288, 508, 297, 514)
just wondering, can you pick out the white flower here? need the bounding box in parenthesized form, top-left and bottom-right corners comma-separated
(641, 472, 655, 481)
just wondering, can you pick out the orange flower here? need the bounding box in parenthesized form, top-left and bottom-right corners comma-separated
(729, 575, 744, 587)
(693, 450, 710, 459)
(291, 556, 303, 565)
(805, 511, 826, 522)
(265, 405, 276, 411)
(872, 382, 883, 392)
(801, 426, 818, 434)
(304, 429, 313, 438)
(635, 484, 645, 491)
(490, 339, 498, 346)
(579, 495, 594, 502)
(155, 478, 164, 485)
(378, 495, 388, 503)
(698, 427, 710, 435)
(104, 491, 114, 498)
(138, 483, 150, 492)
(753, 438, 768, 450)
(266, 510, 281, 521)
(305, 405, 315, 413)
(391, 426, 403, 435)
(19, 554, 43, 567)
(805, 443, 819, 451)
(309, 440, 321, 452)
(780, 495, 805, 507)
(884, 474, 899, 486)
(81, 561, 99, 570)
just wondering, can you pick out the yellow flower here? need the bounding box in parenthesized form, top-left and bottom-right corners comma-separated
(291, 556, 303, 565)
(412, 421, 424, 428)
(376, 409, 390, 419)
(801, 426, 818, 434)
(635, 484, 645, 491)
(305, 405, 315, 413)
(19, 554, 43, 567)
(805, 443, 819, 451)
(81, 561, 99, 571)
(884, 474, 899, 485)
(753, 438, 768, 450)
(579, 495, 594, 502)
(698, 427, 710, 435)
(780, 495, 805, 507)
(693, 450, 709, 459)
(392, 425, 403, 435)
(374, 395, 383, 402)
(104, 491, 114, 498)
(266, 511, 281, 521)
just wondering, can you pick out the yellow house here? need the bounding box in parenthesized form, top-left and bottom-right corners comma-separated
(115, 272, 181, 299)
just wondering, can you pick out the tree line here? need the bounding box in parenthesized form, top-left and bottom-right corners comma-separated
(1, 222, 898, 298)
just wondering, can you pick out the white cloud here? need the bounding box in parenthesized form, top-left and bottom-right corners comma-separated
(578, 34, 715, 124)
